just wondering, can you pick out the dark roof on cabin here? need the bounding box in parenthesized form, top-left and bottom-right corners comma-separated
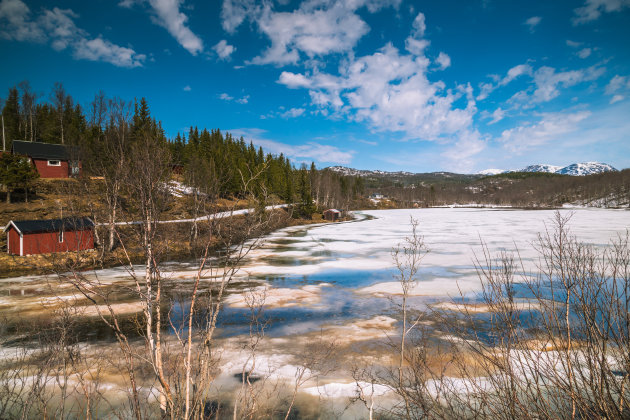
(5, 217, 94, 234)
(11, 140, 79, 160)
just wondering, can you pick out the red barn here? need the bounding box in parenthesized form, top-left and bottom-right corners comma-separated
(4, 217, 95, 256)
(11, 140, 81, 178)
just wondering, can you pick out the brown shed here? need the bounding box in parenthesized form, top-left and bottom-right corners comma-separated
(323, 209, 342, 221)
(4, 217, 95, 256)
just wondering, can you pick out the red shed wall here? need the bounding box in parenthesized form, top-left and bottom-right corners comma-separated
(33, 159, 69, 178)
(7, 228, 20, 255)
(22, 229, 94, 255)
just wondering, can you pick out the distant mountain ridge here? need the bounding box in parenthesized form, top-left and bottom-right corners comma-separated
(477, 162, 617, 176)
(521, 164, 562, 173)
(326, 166, 417, 177)
(327, 162, 618, 178)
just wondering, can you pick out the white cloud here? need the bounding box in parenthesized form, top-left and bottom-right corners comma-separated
(605, 75, 630, 103)
(610, 94, 624, 104)
(476, 63, 532, 100)
(499, 111, 591, 153)
(278, 71, 313, 88)
(440, 130, 487, 173)
(0, 0, 44, 41)
(478, 63, 604, 106)
(357, 139, 377, 146)
(530, 65, 604, 103)
(118, 0, 141, 8)
(147, 0, 203, 55)
(524, 16, 542, 32)
(213, 39, 235, 59)
(278, 42, 476, 142)
(501, 64, 533, 86)
(280, 108, 305, 118)
(566, 40, 582, 48)
(263, 106, 307, 119)
(487, 107, 506, 125)
(228, 128, 355, 164)
(222, 0, 399, 65)
(73, 37, 146, 67)
(219, 92, 249, 104)
(411, 12, 426, 37)
(252, 3, 368, 65)
(40, 7, 79, 51)
(183, 85, 191, 91)
(573, 0, 630, 24)
(605, 75, 630, 94)
(221, 0, 257, 34)
(404, 11, 430, 56)
(0, 0, 145, 67)
(476, 83, 494, 101)
(274, 13, 484, 173)
(577, 47, 592, 58)
(435, 52, 451, 70)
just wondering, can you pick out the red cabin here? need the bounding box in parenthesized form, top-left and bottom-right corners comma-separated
(11, 140, 81, 178)
(4, 217, 95, 256)
(323, 209, 342, 221)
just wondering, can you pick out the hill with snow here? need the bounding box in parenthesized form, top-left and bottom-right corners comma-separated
(477, 168, 507, 175)
(521, 164, 563, 173)
(477, 162, 617, 176)
(556, 162, 617, 176)
(326, 166, 415, 177)
(330, 162, 618, 179)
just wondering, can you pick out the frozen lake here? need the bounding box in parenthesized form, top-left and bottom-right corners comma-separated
(1, 207, 629, 417)
(2, 208, 629, 336)
(206, 208, 627, 332)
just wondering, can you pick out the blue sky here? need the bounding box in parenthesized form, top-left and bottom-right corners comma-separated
(1, 0, 629, 173)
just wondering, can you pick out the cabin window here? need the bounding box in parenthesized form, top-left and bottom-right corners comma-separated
(48, 160, 61, 166)
(58, 231, 64, 243)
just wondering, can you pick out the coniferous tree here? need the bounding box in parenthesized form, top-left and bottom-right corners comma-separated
(295, 164, 316, 218)
(2, 87, 20, 150)
(0, 153, 39, 203)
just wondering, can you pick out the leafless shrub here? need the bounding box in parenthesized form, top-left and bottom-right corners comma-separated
(428, 211, 630, 419)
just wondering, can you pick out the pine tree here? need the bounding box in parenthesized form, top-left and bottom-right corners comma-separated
(0, 153, 39, 203)
(2, 87, 20, 150)
(295, 164, 316, 218)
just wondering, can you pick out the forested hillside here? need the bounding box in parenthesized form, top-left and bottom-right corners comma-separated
(1, 81, 366, 212)
(366, 170, 630, 208)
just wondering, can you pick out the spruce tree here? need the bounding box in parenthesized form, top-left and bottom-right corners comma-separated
(0, 153, 39, 203)
(2, 87, 20, 150)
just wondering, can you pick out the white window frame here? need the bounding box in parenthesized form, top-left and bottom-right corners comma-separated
(58, 230, 64, 243)
(48, 160, 61, 166)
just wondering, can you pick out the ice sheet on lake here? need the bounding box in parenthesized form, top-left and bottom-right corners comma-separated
(2, 208, 628, 312)
(242, 208, 630, 297)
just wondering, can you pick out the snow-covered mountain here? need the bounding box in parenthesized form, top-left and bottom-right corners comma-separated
(326, 166, 414, 177)
(331, 162, 618, 178)
(521, 164, 562, 173)
(477, 168, 507, 175)
(556, 162, 617, 176)
(477, 162, 617, 176)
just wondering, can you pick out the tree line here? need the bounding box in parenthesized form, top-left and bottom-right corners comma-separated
(368, 170, 630, 208)
(1, 81, 365, 211)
